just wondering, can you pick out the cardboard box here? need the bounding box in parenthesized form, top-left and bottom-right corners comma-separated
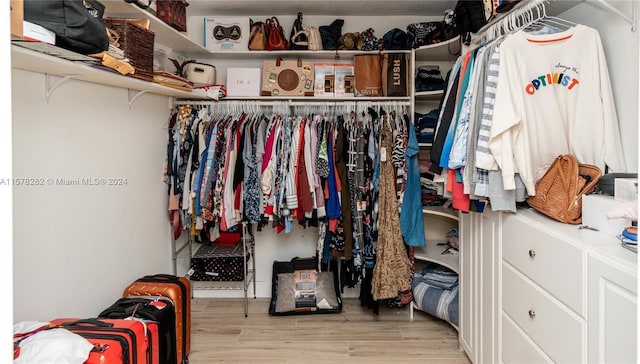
(334, 63, 355, 97)
(314, 63, 335, 97)
(204, 17, 250, 51)
(226, 68, 261, 96)
(582, 194, 631, 238)
(11, 0, 23, 38)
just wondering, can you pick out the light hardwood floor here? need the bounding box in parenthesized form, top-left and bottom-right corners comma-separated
(189, 297, 471, 363)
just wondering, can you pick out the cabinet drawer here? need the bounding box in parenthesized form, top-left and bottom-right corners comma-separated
(502, 264, 586, 364)
(502, 313, 552, 363)
(502, 216, 584, 316)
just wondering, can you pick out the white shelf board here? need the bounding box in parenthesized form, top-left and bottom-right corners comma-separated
(187, 0, 455, 16)
(204, 49, 411, 60)
(219, 96, 411, 102)
(11, 44, 210, 100)
(414, 239, 459, 273)
(422, 205, 460, 221)
(102, 0, 208, 54)
(418, 142, 433, 147)
(415, 90, 444, 100)
(414, 36, 461, 62)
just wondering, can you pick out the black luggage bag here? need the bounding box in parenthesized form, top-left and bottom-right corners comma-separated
(99, 296, 177, 364)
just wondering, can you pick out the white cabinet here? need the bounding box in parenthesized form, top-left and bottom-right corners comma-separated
(502, 261, 586, 363)
(459, 210, 476, 358)
(587, 246, 637, 364)
(464, 207, 637, 364)
(459, 207, 500, 364)
(502, 214, 586, 316)
(500, 211, 588, 364)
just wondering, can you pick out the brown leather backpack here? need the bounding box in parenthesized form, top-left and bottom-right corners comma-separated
(527, 154, 602, 224)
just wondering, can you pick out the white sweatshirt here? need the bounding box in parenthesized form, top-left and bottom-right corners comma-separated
(490, 24, 626, 195)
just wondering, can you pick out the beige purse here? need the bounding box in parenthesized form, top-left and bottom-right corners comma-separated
(292, 27, 323, 51)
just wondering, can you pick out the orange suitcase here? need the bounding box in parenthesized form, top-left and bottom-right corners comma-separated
(50, 318, 148, 364)
(123, 274, 190, 364)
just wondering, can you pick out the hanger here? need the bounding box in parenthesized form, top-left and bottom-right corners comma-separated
(521, 2, 576, 34)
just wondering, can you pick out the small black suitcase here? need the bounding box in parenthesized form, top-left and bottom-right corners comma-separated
(99, 296, 177, 364)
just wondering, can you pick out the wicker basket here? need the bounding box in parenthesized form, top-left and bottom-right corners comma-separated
(104, 18, 155, 82)
(156, 0, 189, 32)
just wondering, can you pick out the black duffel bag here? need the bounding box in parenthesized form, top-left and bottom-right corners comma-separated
(24, 0, 110, 55)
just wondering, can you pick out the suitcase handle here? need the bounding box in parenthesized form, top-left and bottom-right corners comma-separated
(142, 274, 180, 281)
(60, 318, 114, 328)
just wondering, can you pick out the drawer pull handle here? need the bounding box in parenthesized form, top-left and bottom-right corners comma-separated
(528, 249, 536, 258)
(528, 310, 536, 319)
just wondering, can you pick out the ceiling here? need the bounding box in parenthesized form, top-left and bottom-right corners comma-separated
(185, 0, 457, 16)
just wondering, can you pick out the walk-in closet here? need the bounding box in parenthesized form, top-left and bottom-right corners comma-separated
(6, 0, 638, 363)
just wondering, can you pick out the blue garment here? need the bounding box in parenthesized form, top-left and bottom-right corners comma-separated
(284, 216, 293, 234)
(243, 119, 261, 225)
(191, 124, 213, 217)
(326, 127, 341, 219)
(368, 128, 380, 192)
(200, 123, 219, 209)
(400, 120, 426, 247)
(440, 50, 476, 169)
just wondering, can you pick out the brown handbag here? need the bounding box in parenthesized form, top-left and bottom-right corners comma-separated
(248, 18, 267, 50)
(527, 154, 602, 224)
(266, 16, 287, 51)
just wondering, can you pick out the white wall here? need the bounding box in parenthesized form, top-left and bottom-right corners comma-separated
(12, 70, 174, 322)
(2, 2, 13, 362)
(561, 0, 639, 172)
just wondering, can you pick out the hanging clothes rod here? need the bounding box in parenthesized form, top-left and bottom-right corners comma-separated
(481, 0, 638, 43)
(481, 0, 548, 42)
(287, 100, 411, 106)
(173, 99, 411, 106)
(173, 100, 283, 106)
(591, 0, 637, 32)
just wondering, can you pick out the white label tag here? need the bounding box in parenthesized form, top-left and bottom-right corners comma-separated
(380, 147, 387, 162)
